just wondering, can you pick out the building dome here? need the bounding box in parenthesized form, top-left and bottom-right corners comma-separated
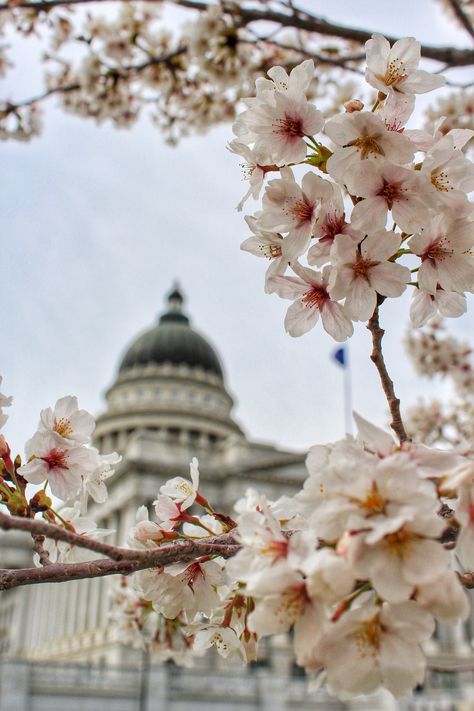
(94, 285, 243, 456)
(119, 287, 224, 379)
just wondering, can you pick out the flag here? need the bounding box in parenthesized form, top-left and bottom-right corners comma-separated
(332, 346, 347, 368)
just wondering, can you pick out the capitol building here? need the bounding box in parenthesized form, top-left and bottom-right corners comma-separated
(1, 286, 474, 711)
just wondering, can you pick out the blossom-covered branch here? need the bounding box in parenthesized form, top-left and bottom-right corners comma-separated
(1, 0, 474, 142)
(3, 30, 474, 702)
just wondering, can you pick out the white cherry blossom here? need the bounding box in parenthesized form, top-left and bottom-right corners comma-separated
(258, 168, 332, 259)
(409, 214, 474, 295)
(325, 111, 414, 192)
(319, 600, 434, 698)
(159, 457, 200, 510)
(350, 161, 434, 234)
(365, 34, 445, 96)
(193, 626, 243, 659)
(409, 287, 467, 327)
(38, 395, 95, 444)
(19, 432, 98, 501)
(240, 215, 289, 293)
(227, 140, 275, 212)
(328, 231, 410, 322)
(268, 264, 354, 341)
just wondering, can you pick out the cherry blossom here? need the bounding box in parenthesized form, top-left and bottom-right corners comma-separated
(325, 111, 414, 192)
(328, 231, 410, 322)
(38, 395, 96, 445)
(268, 264, 354, 340)
(258, 168, 332, 259)
(409, 214, 474, 295)
(240, 215, 289, 292)
(319, 601, 434, 698)
(365, 35, 445, 96)
(19, 432, 98, 500)
(350, 161, 434, 234)
(409, 287, 467, 327)
(159, 457, 201, 510)
(307, 182, 361, 267)
(193, 626, 243, 659)
(227, 140, 276, 212)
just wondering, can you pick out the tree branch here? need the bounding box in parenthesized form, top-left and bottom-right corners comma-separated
(0, 0, 473, 67)
(0, 510, 239, 566)
(367, 303, 409, 443)
(0, 533, 241, 589)
(31, 533, 52, 566)
(0, 558, 144, 589)
(445, 0, 474, 42)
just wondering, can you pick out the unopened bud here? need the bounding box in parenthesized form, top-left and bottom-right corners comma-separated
(344, 99, 364, 113)
(7, 490, 29, 517)
(30, 490, 53, 512)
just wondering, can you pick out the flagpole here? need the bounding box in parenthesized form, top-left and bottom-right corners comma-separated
(344, 345, 353, 435)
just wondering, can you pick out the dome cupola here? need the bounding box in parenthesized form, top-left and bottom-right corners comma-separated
(95, 285, 243, 456)
(119, 285, 224, 379)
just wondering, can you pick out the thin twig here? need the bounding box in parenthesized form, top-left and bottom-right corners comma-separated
(366, 303, 409, 443)
(0, 0, 473, 67)
(31, 533, 52, 566)
(445, 0, 474, 41)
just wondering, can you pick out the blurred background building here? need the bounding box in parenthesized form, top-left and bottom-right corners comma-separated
(1, 286, 474, 710)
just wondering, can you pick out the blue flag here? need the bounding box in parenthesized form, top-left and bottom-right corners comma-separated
(332, 346, 347, 368)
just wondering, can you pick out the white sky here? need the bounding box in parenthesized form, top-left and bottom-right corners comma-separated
(1, 0, 473, 457)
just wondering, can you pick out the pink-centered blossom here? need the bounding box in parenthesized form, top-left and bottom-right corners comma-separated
(409, 214, 474, 295)
(328, 231, 410, 322)
(350, 160, 434, 234)
(268, 264, 354, 341)
(258, 168, 332, 259)
(19, 431, 98, 501)
(307, 182, 361, 266)
(241, 91, 323, 166)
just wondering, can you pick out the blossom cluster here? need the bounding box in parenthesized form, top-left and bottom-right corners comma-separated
(106, 413, 474, 700)
(233, 35, 474, 340)
(1, 368, 474, 700)
(0, 391, 120, 563)
(405, 320, 474, 451)
(3, 2, 471, 146)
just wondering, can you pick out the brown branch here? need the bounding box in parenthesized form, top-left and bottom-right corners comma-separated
(0, 535, 241, 589)
(31, 533, 52, 566)
(2, 47, 187, 114)
(0, 558, 144, 589)
(0, 0, 473, 67)
(367, 303, 409, 443)
(445, 0, 474, 42)
(0, 510, 238, 564)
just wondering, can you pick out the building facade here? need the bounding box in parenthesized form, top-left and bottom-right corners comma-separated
(1, 287, 474, 710)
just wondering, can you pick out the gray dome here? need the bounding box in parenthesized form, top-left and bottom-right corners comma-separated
(118, 287, 224, 379)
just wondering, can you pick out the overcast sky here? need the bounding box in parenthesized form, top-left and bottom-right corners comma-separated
(1, 0, 472, 458)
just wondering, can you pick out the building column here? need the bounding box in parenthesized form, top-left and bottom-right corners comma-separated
(146, 665, 168, 709)
(0, 659, 30, 711)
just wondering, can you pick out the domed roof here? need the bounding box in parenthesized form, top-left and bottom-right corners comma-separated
(119, 286, 224, 379)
